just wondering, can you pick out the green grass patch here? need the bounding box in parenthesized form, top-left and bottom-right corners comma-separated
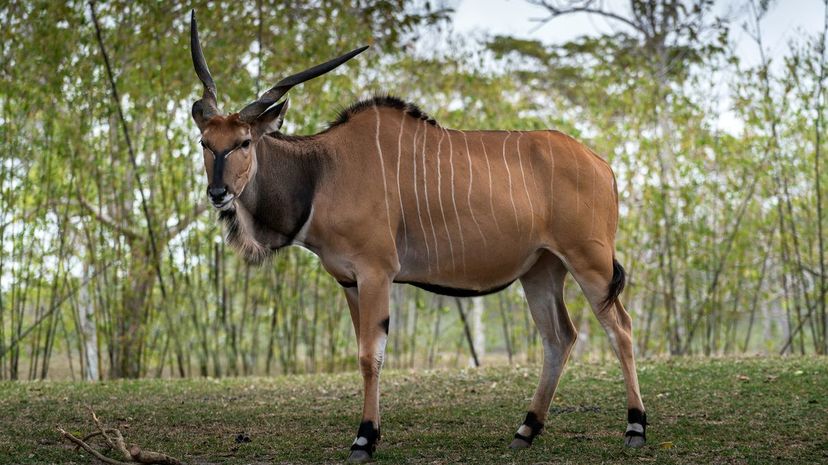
(1, 357, 826, 464)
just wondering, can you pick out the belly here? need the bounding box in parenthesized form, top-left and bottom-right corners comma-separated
(395, 243, 542, 294)
(394, 279, 515, 297)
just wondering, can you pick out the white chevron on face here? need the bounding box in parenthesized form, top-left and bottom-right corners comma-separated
(447, 129, 467, 274)
(502, 131, 520, 233)
(462, 131, 487, 246)
(373, 107, 395, 245)
(411, 121, 431, 272)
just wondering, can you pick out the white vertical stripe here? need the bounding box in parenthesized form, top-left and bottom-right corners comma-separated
(528, 132, 541, 197)
(412, 121, 431, 272)
(373, 107, 395, 245)
(547, 132, 555, 217)
(435, 129, 456, 272)
(397, 115, 408, 255)
(516, 132, 535, 239)
(562, 135, 580, 215)
(462, 131, 487, 246)
(503, 131, 520, 233)
(480, 133, 502, 235)
(591, 164, 597, 236)
(422, 122, 441, 270)
(447, 129, 466, 274)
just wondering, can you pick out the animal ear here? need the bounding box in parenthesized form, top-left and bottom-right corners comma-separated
(252, 99, 289, 136)
(192, 100, 214, 131)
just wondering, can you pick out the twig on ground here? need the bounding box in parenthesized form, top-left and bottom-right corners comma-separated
(57, 407, 184, 465)
(58, 428, 129, 465)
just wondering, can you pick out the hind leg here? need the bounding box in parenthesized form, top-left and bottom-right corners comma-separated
(509, 252, 577, 449)
(565, 246, 647, 447)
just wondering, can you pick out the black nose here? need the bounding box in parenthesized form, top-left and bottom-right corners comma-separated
(208, 186, 227, 200)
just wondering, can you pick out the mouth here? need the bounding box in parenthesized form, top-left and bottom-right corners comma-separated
(210, 194, 235, 211)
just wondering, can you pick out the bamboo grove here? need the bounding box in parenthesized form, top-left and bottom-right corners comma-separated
(1, 0, 826, 380)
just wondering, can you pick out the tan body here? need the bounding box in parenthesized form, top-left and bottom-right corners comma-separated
(308, 108, 618, 292)
(189, 14, 645, 461)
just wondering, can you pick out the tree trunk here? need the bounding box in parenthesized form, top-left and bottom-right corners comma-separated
(79, 263, 100, 381)
(113, 251, 153, 379)
(454, 298, 479, 367)
(470, 297, 485, 364)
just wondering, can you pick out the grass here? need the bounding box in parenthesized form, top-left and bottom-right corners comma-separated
(1, 357, 826, 464)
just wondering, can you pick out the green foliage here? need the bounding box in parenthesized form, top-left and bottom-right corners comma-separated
(1, 0, 828, 381)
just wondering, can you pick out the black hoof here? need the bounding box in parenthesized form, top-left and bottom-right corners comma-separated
(508, 437, 531, 449)
(624, 435, 646, 448)
(347, 450, 374, 463)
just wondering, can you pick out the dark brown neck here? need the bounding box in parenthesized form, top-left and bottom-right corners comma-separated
(234, 134, 327, 250)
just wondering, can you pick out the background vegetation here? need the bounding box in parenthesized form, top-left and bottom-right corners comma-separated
(2, 0, 828, 381)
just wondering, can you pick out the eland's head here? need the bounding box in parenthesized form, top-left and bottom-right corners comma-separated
(189, 10, 367, 210)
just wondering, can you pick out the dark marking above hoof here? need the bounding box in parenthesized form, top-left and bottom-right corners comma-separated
(350, 420, 380, 455)
(627, 408, 647, 426)
(347, 449, 374, 463)
(624, 435, 646, 448)
(508, 437, 531, 449)
(512, 411, 544, 447)
(380, 317, 390, 334)
(624, 408, 647, 448)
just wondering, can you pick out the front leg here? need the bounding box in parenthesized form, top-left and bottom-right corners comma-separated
(347, 273, 392, 464)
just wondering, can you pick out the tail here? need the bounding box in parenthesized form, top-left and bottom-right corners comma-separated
(602, 258, 626, 309)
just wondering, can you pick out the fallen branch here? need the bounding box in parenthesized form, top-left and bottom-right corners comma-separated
(57, 407, 184, 465)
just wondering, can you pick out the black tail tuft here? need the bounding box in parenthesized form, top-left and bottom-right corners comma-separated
(602, 258, 626, 309)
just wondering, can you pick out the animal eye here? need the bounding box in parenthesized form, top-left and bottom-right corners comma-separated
(241, 140, 251, 149)
(200, 141, 215, 158)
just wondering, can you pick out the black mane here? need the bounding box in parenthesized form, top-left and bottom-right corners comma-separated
(330, 95, 438, 128)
